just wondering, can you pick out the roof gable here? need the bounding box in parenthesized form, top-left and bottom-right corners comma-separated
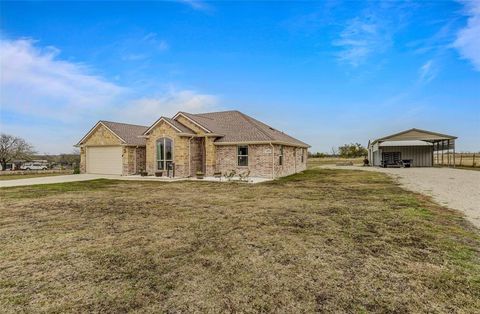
(76, 121, 148, 146)
(76, 121, 125, 146)
(373, 128, 457, 144)
(143, 117, 196, 135)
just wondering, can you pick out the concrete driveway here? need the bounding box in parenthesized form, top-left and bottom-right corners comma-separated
(0, 174, 118, 188)
(321, 165, 480, 229)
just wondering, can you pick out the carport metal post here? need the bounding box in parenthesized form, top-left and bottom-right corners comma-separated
(442, 140, 445, 166)
(447, 139, 450, 167)
(453, 139, 456, 168)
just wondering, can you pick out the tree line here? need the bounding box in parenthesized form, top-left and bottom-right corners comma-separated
(0, 133, 79, 171)
(309, 143, 368, 158)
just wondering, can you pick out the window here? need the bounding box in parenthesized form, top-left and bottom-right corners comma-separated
(156, 138, 173, 170)
(279, 145, 284, 166)
(237, 145, 248, 166)
(301, 149, 305, 163)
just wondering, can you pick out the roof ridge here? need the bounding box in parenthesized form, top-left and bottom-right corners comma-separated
(236, 111, 275, 141)
(191, 109, 238, 115)
(188, 112, 215, 120)
(100, 120, 149, 128)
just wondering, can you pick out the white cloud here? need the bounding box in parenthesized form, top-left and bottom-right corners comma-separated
(453, 0, 480, 71)
(0, 37, 219, 153)
(116, 89, 219, 125)
(0, 38, 126, 122)
(333, 17, 391, 66)
(418, 59, 438, 83)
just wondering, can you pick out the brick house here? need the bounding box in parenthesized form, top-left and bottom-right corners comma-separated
(76, 110, 309, 178)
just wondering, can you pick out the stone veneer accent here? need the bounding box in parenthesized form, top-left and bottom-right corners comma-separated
(80, 124, 123, 174)
(204, 137, 217, 176)
(175, 115, 217, 176)
(145, 121, 190, 177)
(189, 137, 204, 176)
(175, 115, 207, 134)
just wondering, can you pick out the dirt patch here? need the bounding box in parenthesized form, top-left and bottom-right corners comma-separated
(322, 166, 480, 229)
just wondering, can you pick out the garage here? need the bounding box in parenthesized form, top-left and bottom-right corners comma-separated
(86, 146, 123, 175)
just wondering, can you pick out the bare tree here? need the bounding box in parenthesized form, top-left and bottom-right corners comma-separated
(0, 134, 35, 170)
(330, 146, 338, 157)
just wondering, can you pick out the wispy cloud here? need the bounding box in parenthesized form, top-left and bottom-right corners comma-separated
(0, 37, 219, 153)
(453, 0, 480, 71)
(142, 32, 169, 51)
(332, 2, 417, 67)
(0, 37, 126, 122)
(178, 0, 211, 12)
(418, 59, 438, 83)
(116, 89, 219, 125)
(333, 15, 392, 67)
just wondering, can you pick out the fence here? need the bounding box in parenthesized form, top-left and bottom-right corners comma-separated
(433, 152, 479, 168)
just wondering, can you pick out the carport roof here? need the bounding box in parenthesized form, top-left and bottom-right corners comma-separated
(379, 140, 433, 147)
(371, 128, 457, 145)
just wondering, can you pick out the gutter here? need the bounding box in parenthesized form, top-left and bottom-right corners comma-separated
(214, 140, 309, 148)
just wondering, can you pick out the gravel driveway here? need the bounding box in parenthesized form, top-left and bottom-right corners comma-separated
(321, 166, 480, 229)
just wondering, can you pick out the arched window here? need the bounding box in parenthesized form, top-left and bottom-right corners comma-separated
(156, 138, 173, 170)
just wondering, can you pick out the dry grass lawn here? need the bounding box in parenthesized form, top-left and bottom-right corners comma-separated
(308, 157, 364, 167)
(0, 169, 479, 313)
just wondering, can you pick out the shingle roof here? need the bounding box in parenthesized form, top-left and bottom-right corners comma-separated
(162, 117, 195, 134)
(100, 121, 148, 146)
(179, 110, 309, 147)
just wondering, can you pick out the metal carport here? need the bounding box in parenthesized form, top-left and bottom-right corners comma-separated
(368, 128, 457, 167)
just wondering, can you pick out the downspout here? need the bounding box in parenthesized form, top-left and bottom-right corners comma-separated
(188, 136, 194, 177)
(270, 143, 275, 179)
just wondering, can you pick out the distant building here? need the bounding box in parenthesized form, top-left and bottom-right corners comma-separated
(368, 128, 457, 167)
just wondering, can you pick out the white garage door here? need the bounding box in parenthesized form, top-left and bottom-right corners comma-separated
(86, 146, 123, 175)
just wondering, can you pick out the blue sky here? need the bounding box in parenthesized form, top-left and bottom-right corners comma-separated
(0, 0, 479, 154)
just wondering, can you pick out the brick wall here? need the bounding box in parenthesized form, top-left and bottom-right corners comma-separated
(274, 145, 307, 177)
(135, 147, 146, 173)
(216, 144, 307, 178)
